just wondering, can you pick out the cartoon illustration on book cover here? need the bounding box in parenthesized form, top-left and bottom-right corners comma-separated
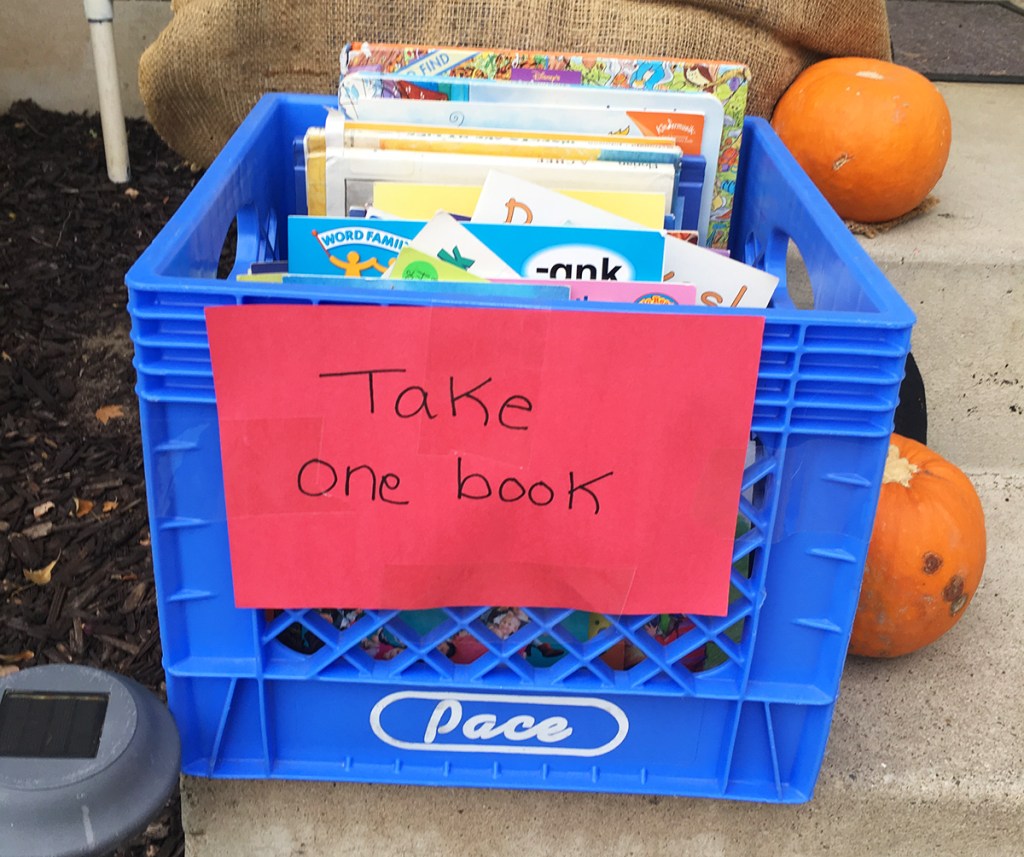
(342, 44, 750, 250)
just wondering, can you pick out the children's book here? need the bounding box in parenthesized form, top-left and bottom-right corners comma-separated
(662, 235, 778, 308)
(395, 211, 521, 280)
(492, 279, 698, 305)
(564, 280, 696, 305)
(321, 135, 678, 221)
(471, 171, 648, 230)
(343, 118, 681, 152)
(289, 216, 667, 283)
(469, 174, 772, 305)
(336, 120, 682, 166)
(339, 71, 715, 159)
(336, 72, 719, 243)
(288, 216, 422, 277)
(305, 128, 669, 225)
(452, 222, 666, 282)
(371, 181, 666, 227)
(341, 43, 750, 250)
(385, 246, 491, 283)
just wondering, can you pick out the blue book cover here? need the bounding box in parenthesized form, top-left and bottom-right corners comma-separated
(289, 216, 423, 277)
(467, 222, 664, 283)
(289, 216, 666, 283)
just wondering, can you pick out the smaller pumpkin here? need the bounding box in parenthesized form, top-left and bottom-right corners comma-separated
(771, 58, 952, 223)
(849, 434, 986, 658)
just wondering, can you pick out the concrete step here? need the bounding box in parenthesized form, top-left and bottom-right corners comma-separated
(855, 83, 1024, 474)
(180, 82, 1024, 856)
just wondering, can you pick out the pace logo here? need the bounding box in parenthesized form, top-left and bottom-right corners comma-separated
(370, 691, 629, 757)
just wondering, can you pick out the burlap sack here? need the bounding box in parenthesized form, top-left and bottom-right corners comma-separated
(140, 0, 891, 167)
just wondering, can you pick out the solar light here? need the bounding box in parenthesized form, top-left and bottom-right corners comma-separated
(0, 664, 180, 857)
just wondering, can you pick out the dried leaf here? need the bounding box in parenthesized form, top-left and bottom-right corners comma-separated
(0, 666, 20, 679)
(33, 500, 55, 519)
(1, 351, 11, 362)
(0, 650, 34, 664)
(95, 404, 125, 425)
(123, 187, 140, 200)
(102, 500, 119, 513)
(74, 497, 96, 517)
(24, 556, 58, 585)
(144, 820, 169, 840)
(122, 581, 148, 613)
(21, 521, 53, 540)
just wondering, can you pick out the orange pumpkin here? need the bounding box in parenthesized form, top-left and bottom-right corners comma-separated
(771, 58, 952, 223)
(849, 434, 986, 658)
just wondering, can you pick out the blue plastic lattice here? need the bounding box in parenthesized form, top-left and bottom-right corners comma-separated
(125, 94, 914, 803)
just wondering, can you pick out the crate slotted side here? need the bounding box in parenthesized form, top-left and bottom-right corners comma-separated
(125, 94, 914, 803)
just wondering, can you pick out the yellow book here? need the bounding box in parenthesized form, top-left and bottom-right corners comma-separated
(372, 182, 665, 228)
(304, 128, 327, 216)
(304, 129, 668, 227)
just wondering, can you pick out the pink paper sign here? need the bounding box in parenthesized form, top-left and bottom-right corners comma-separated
(206, 304, 764, 616)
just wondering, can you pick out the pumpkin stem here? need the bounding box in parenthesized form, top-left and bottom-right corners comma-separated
(882, 443, 918, 487)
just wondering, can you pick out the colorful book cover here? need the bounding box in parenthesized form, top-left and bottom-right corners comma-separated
(494, 279, 696, 305)
(320, 125, 678, 221)
(339, 123, 682, 166)
(342, 43, 750, 250)
(345, 119, 681, 153)
(566, 280, 696, 305)
(338, 74, 711, 159)
(386, 246, 490, 282)
(288, 216, 423, 277)
(397, 211, 522, 280)
(466, 222, 665, 282)
(291, 216, 667, 283)
(334, 75, 716, 242)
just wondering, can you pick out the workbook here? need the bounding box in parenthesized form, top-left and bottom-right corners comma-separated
(288, 215, 667, 282)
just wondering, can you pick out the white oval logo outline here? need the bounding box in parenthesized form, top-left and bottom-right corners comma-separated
(370, 690, 629, 757)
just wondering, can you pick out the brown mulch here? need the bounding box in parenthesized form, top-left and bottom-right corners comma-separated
(1, 100, 201, 856)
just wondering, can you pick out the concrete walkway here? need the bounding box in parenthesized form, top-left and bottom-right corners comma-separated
(180, 82, 1024, 857)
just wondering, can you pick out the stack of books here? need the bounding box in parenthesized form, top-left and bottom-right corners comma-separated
(267, 42, 778, 311)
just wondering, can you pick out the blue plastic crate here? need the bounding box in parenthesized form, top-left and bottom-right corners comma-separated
(125, 93, 914, 803)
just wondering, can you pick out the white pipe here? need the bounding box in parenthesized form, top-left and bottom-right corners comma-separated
(84, 0, 130, 183)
